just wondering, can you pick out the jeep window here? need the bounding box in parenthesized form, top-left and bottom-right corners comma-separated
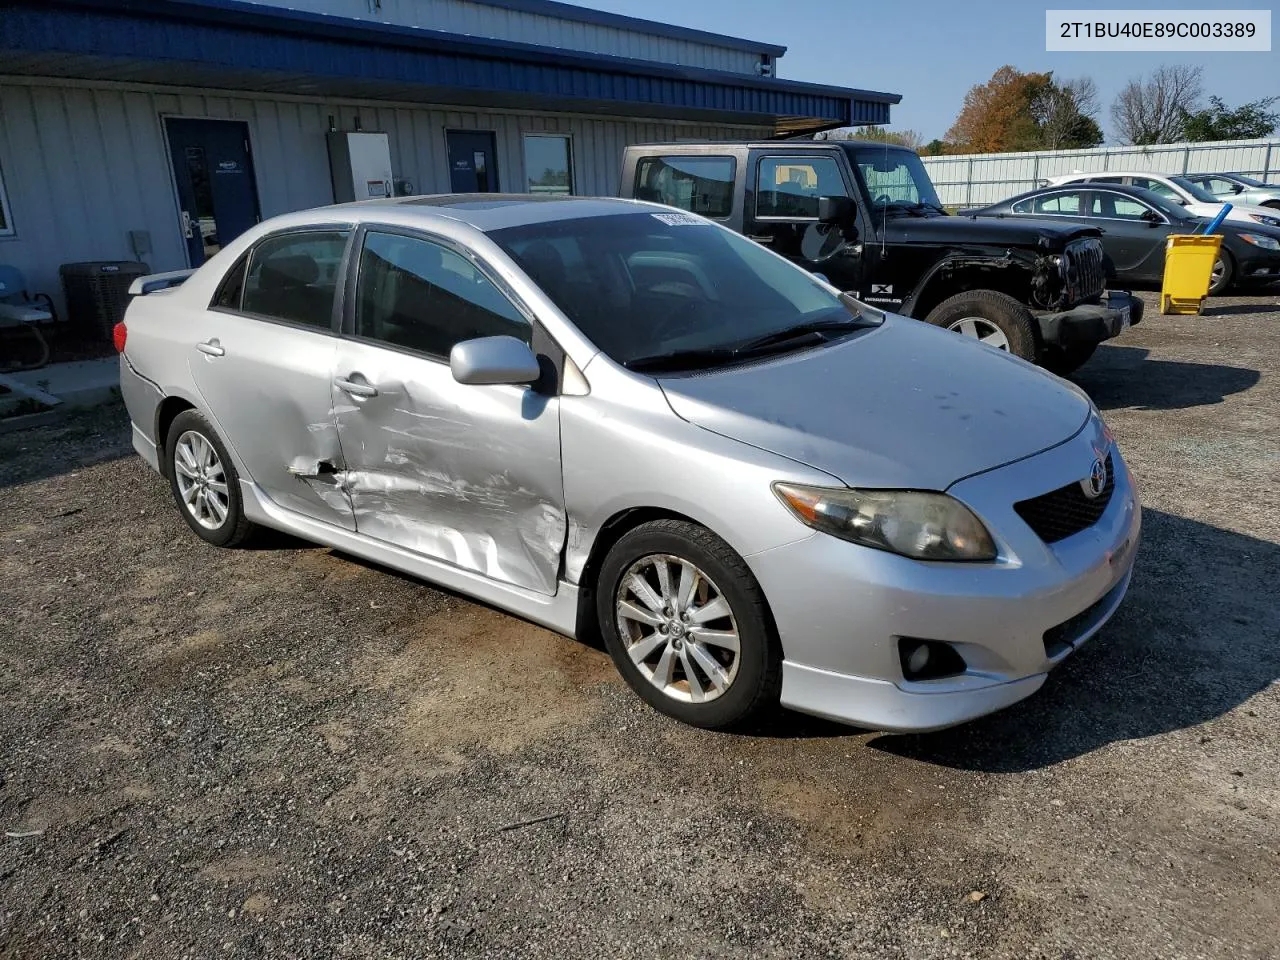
(634, 156, 736, 219)
(1012, 192, 1083, 215)
(756, 156, 849, 219)
(846, 146, 943, 212)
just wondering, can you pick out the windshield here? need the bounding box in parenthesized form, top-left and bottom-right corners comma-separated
(1169, 176, 1220, 203)
(490, 212, 867, 367)
(847, 145, 943, 211)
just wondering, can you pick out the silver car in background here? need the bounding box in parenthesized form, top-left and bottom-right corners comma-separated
(1182, 172, 1280, 210)
(116, 195, 1140, 732)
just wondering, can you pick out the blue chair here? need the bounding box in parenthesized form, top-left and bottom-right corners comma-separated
(0, 265, 57, 370)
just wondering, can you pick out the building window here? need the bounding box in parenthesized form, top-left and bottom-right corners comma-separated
(0, 159, 14, 237)
(523, 135, 573, 195)
(633, 156, 736, 219)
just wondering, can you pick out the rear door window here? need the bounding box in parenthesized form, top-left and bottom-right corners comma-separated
(242, 231, 350, 330)
(756, 156, 849, 219)
(633, 156, 736, 219)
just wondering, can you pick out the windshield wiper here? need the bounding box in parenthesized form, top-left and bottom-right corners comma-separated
(732, 316, 869, 353)
(625, 347, 743, 373)
(625, 317, 869, 374)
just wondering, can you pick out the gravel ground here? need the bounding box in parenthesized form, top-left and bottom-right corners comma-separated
(1, 289, 1278, 959)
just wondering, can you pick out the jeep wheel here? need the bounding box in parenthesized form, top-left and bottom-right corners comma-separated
(925, 290, 1039, 362)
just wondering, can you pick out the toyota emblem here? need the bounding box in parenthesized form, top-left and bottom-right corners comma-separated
(1080, 456, 1108, 499)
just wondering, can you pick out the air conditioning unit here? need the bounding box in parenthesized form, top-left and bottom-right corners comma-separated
(59, 261, 150, 342)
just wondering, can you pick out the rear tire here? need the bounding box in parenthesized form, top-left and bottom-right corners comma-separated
(1208, 250, 1234, 296)
(1041, 342, 1097, 376)
(165, 410, 256, 548)
(596, 520, 781, 730)
(924, 289, 1040, 363)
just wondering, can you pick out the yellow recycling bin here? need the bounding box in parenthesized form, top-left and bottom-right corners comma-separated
(1160, 234, 1222, 315)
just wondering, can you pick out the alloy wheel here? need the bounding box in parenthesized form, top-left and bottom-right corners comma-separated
(947, 316, 1010, 350)
(174, 430, 229, 530)
(614, 554, 740, 704)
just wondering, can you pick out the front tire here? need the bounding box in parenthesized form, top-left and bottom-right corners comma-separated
(596, 520, 781, 729)
(924, 290, 1040, 363)
(1208, 250, 1234, 296)
(165, 410, 256, 548)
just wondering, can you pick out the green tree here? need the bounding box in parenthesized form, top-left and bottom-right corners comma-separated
(1180, 96, 1279, 142)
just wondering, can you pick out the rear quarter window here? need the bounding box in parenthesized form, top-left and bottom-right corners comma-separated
(633, 156, 736, 219)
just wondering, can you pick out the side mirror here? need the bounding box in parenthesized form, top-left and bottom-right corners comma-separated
(817, 196, 855, 225)
(1173, 197, 1188, 205)
(450, 335, 541, 386)
(1232, 184, 1244, 194)
(1141, 209, 1162, 226)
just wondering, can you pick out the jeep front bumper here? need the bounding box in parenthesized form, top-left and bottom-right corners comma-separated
(1035, 291, 1143, 349)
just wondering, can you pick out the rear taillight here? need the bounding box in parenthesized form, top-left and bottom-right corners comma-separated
(112, 321, 127, 353)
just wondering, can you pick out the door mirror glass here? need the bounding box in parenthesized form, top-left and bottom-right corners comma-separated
(817, 196, 855, 224)
(450, 335, 541, 386)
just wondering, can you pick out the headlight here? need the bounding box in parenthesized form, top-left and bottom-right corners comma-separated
(1247, 214, 1280, 227)
(773, 483, 998, 561)
(1239, 233, 1280, 250)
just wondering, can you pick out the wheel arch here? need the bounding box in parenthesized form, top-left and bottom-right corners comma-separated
(154, 395, 197, 478)
(903, 255, 1035, 320)
(571, 506, 783, 654)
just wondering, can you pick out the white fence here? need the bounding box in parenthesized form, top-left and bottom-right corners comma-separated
(921, 137, 1280, 208)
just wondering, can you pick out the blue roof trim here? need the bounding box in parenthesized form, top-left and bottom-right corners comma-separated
(455, 0, 787, 58)
(0, 0, 899, 123)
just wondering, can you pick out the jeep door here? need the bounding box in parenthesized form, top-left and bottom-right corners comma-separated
(329, 227, 566, 596)
(744, 152, 864, 294)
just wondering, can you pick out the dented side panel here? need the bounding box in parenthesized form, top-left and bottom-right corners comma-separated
(184, 311, 356, 530)
(330, 340, 566, 596)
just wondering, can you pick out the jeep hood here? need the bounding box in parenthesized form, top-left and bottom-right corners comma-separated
(657, 316, 1091, 491)
(883, 213, 1101, 249)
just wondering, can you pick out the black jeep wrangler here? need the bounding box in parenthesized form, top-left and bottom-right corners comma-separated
(619, 140, 1141, 373)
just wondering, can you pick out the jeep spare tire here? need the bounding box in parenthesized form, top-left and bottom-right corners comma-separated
(925, 290, 1039, 363)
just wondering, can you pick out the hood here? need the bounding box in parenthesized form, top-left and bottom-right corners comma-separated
(884, 212, 1100, 249)
(657, 317, 1091, 491)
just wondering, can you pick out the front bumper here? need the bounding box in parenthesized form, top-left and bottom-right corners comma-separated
(1035, 291, 1143, 349)
(746, 418, 1141, 732)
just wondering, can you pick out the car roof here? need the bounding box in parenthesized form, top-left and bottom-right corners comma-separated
(1055, 171, 1182, 180)
(254, 194, 656, 234)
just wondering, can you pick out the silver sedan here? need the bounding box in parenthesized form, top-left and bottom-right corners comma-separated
(116, 195, 1140, 732)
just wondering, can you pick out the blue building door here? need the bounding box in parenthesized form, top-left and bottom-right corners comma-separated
(165, 118, 261, 267)
(446, 130, 499, 193)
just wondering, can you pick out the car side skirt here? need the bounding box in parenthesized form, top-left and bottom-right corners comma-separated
(238, 479, 582, 638)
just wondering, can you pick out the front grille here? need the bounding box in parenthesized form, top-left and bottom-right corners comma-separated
(1064, 238, 1105, 303)
(1014, 453, 1115, 544)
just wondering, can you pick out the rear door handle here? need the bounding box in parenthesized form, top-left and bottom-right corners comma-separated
(335, 375, 378, 398)
(197, 339, 225, 357)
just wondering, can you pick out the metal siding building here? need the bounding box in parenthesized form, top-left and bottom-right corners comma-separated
(0, 0, 899, 316)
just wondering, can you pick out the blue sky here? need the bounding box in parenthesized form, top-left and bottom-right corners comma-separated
(579, 0, 1278, 141)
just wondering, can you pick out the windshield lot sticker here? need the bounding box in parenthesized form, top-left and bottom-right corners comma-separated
(651, 212, 707, 226)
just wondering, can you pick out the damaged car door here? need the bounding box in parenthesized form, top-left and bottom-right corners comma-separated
(187, 228, 356, 529)
(331, 228, 566, 595)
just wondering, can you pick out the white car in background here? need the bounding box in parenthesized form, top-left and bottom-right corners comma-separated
(1043, 171, 1280, 229)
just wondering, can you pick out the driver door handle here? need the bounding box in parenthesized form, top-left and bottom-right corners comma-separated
(335, 375, 378, 398)
(196, 339, 225, 357)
